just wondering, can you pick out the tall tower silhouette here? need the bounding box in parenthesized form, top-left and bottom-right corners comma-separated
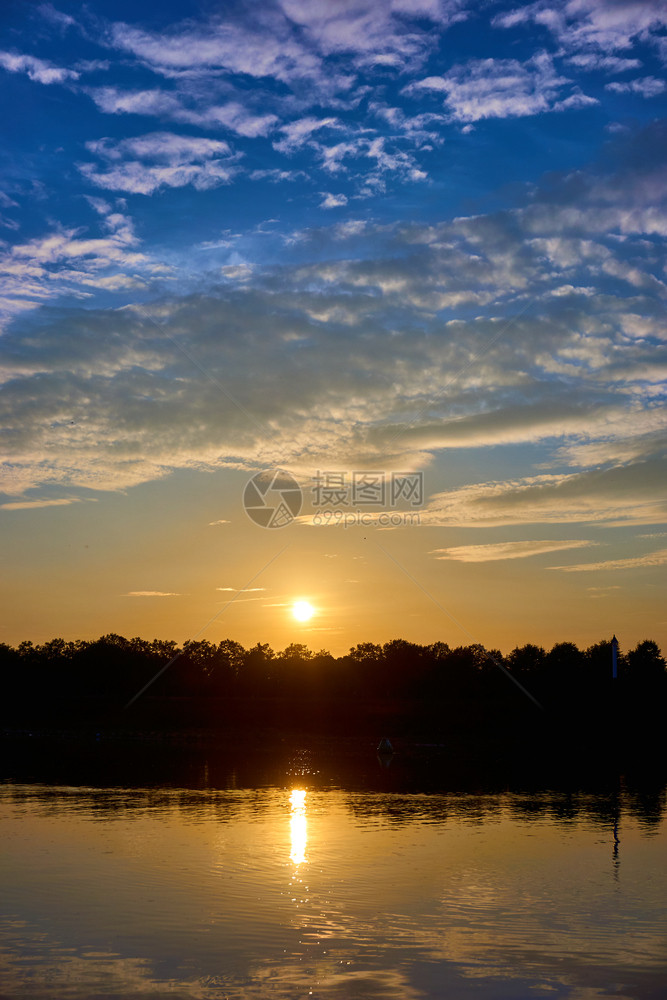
(611, 635, 619, 680)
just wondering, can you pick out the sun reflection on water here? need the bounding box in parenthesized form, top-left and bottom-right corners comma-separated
(289, 788, 307, 865)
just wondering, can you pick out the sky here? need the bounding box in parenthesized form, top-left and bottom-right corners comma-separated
(1, 0, 666, 658)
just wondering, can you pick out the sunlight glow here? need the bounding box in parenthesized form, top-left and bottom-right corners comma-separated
(290, 788, 307, 865)
(292, 601, 314, 622)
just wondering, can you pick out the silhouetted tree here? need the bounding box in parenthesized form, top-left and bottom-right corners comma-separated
(349, 642, 383, 662)
(240, 642, 275, 693)
(2, 631, 665, 744)
(507, 644, 546, 679)
(626, 639, 666, 694)
(381, 639, 426, 697)
(272, 643, 313, 695)
(543, 641, 584, 694)
(345, 642, 384, 697)
(217, 639, 245, 678)
(438, 644, 488, 699)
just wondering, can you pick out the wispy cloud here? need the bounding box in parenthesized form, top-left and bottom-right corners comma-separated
(108, 16, 317, 83)
(88, 86, 278, 137)
(587, 585, 621, 597)
(551, 548, 667, 573)
(80, 132, 240, 194)
(404, 52, 596, 123)
(493, 1, 667, 58)
(87, 86, 185, 118)
(565, 54, 642, 73)
(123, 590, 180, 597)
(0, 213, 161, 323)
(216, 586, 266, 592)
(0, 497, 87, 510)
(37, 4, 77, 31)
(606, 76, 666, 98)
(107, 1, 464, 91)
(431, 539, 596, 562)
(0, 50, 79, 85)
(274, 116, 340, 154)
(422, 463, 667, 528)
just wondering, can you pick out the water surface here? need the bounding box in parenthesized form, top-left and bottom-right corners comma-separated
(1, 739, 665, 999)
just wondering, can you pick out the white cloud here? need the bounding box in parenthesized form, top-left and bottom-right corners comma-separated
(606, 76, 666, 98)
(552, 90, 598, 112)
(493, 1, 667, 58)
(0, 212, 166, 325)
(0, 192, 19, 209)
(80, 131, 240, 194)
(333, 219, 368, 239)
(404, 75, 447, 94)
(566, 54, 643, 73)
(107, 0, 468, 98)
(310, 134, 427, 190)
(12, 229, 138, 262)
(287, 0, 472, 68)
(84, 195, 113, 215)
(404, 52, 590, 123)
(85, 133, 233, 163)
(431, 539, 596, 561)
(220, 263, 253, 281)
(88, 86, 185, 118)
(203, 102, 278, 137)
(0, 50, 79, 85)
(321, 192, 348, 208)
(88, 87, 278, 137)
(250, 168, 305, 183)
(369, 103, 446, 143)
(37, 4, 76, 30)
(109, 16, 328, 88)
(274, 117, 339, 154)
(92, 0, 469, 156)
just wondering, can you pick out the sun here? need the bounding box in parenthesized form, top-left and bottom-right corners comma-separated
(292, 600, 315, 622)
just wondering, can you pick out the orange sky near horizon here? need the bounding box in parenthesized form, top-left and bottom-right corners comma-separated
(2, 465, 664, 658)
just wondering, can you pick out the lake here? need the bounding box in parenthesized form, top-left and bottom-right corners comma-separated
(1, 735, 666, 999)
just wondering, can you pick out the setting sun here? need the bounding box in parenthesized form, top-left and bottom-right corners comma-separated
(292, 601, 315, 622)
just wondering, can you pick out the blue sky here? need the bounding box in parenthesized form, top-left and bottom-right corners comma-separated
(1, 0, 666, 654)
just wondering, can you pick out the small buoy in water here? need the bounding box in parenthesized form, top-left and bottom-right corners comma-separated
(377, 737, 393, 754)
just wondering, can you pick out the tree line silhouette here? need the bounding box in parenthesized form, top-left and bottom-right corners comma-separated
(2, 634, 664, 728)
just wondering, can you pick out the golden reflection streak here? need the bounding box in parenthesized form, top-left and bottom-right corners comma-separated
(289, 788, 307, 865)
